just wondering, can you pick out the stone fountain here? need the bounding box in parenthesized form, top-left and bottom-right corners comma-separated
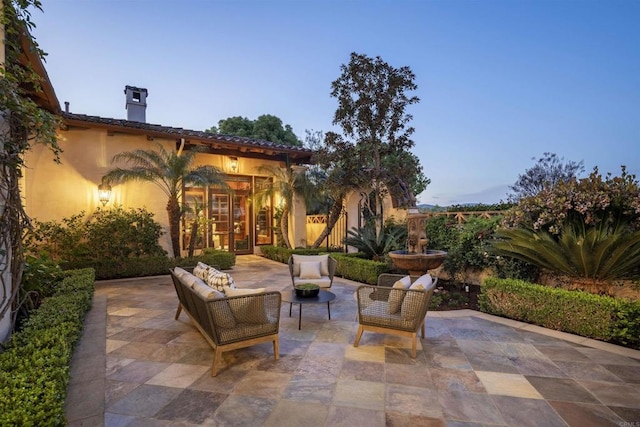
(388, 210, 447, 276)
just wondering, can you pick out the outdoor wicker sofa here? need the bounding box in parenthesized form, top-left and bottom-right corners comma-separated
(169, 266, 281, 376)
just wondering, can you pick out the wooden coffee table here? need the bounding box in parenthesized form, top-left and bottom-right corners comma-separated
(282, 289, 336, 330)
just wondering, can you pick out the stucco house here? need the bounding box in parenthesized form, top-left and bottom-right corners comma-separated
(24, 85, 321, 257)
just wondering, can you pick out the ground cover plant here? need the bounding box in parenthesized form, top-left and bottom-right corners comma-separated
(0, 268, 95, 425)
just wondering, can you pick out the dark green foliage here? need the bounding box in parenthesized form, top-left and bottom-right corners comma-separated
(344, 221, 405, 261)
(480, 277, 640, 349)
(425, 215, 539, 282)
(258, 245, 331, 263)
(17, 253, 65, 327)
(0, 269, 95, 425)
(26, 206, 166, 265)
(331, 253, 391, 285)
(493, 223, 640, 281)
(206, 114, 302, 146)
(62, 250, 235, 280)
(259, 246, 390, 285)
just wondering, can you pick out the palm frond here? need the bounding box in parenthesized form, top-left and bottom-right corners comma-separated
(493, 224, 640, 280)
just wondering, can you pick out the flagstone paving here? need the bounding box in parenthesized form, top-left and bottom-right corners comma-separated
(65, 255, 640, 426)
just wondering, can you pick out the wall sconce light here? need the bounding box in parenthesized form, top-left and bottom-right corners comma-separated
(98, 181, 112, 206)
(228, 156, 239, 173)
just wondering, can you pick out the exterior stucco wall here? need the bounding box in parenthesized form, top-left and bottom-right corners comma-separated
(23, 128, 287, 256)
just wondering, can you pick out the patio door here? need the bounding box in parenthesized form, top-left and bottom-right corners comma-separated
(209, 176, 252, 254)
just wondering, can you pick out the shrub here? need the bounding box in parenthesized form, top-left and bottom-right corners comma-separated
(26, 206, 166, 265)
(259, 245, 387, 285)
(61, 250, 236, 280)
(344, 221, 405, 261)
(0, 269, 95, 425)
(480, 277, 640, 349)
(331, 253, 390, 285)
(425, 215, 538, 282)
(502, 166, 640, 235)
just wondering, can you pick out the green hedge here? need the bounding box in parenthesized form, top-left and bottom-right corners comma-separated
(331, 253, 390, 285)
(258, 245, 330, 264)
(480, 277, 640, 349)
(0, 268, 95, 426)
(61, 250, 236, 280)
(259, 245, 391, 285)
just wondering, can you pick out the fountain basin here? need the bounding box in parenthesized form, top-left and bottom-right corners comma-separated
(389, 249, 448, 276)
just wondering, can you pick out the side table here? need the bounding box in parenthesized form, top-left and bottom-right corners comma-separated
(281, 289, 336, 330)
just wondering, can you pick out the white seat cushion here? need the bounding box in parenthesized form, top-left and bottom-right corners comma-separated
(292, 254, 329, 276)
(293, 276, 332, 288)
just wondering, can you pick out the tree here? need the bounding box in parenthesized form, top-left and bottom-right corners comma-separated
(509, 152, 584, 202)
(305, 130, 355, 248)
(325, 52, 423, 233)
(102, 142, 228, 258)
(206, 114, 302, 146)
(1, 0, 62, 340)
(255, 163, 312, 249)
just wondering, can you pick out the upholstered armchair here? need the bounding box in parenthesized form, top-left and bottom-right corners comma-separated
(288, 254, 337, 288)
(354, 273, 437, 358)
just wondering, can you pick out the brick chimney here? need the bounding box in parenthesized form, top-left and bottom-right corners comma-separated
(124, 85, 148, 122)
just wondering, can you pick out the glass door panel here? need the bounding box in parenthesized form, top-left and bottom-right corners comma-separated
(182, 189, 206, 251)
(209, 193, 229, 250)
(232, 194, 250, 251)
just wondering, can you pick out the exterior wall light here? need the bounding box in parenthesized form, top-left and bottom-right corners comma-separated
(229, 156, 239, 173)
(98, 181, 112, 206)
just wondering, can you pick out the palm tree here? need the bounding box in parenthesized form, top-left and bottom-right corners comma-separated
(256, 163, 312, 249)
(102, 142, 228, 258)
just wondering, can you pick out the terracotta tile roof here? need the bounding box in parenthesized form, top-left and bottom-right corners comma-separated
(61, 112, 314, 162)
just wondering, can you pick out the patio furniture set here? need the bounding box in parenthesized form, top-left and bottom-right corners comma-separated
(169, 254, 437, 376)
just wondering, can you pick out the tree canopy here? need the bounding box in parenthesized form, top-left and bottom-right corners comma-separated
(509, 152, 584, 202)
(206, 114, 302, 147)
(316, 52, 427, 229)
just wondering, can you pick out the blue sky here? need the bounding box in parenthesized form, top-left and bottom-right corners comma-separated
(32, 0, 639, 206)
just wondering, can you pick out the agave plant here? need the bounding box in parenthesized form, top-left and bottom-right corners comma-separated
(344, 222, 404, 261)
(492, 221, 640, 281)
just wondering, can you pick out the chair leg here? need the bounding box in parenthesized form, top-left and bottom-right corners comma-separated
(273, 337, 280, 360)
(174, 303, 182, 320)
(354, 325, 364, 348)
(421, 320, 425, 339)
(211, 347, 223, 377)
(411, 333, 417, 358)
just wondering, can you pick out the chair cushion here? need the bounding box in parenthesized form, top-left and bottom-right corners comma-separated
(411, 273, 434, 290)
(192, 280, 225, 300)
(388, 276, 412, 314)
(193, 262, 211, 281)
(224, 287, 268, 324)
(173, 266, 192, 283)
(299, 261, 322, 280)
(292, 254, 329, 276)
(206, 268, 237, 291)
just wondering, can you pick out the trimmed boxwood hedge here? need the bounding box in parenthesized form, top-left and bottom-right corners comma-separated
(61, 250, 236, 280)
(259, 245, 391, 285)
(480, 277, 640, 349)
(0, 268, 95, 426)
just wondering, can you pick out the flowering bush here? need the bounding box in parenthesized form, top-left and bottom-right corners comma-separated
(502, 166, 640, 235)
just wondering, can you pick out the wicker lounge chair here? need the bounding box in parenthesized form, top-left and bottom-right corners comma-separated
(354, 273, 437, 358)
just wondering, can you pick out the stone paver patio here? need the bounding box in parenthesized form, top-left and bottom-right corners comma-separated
(65, 255, 640, 426)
